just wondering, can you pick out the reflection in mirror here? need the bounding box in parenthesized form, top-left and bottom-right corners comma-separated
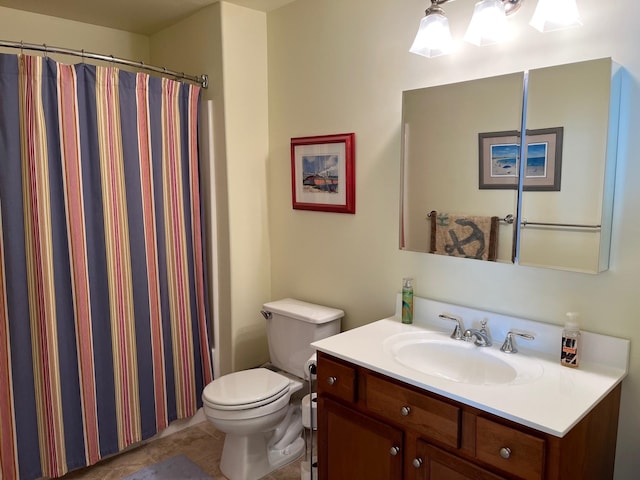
(400, 73, 524, 262)
(400, 58, 623, 273)
(519, 58, 622, 273)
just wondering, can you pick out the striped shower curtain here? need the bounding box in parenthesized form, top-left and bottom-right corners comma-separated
(0, 54, 213, 479)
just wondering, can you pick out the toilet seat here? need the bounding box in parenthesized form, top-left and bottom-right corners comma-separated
(203, 368, 290, 411)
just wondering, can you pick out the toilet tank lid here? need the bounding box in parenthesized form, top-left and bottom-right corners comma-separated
(263, 298, 344, 324)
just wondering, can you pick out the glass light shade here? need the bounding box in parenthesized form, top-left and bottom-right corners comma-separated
(530, 0, 582, 32)
(409, 13, 453, 58)
(464, 0, 508, 46)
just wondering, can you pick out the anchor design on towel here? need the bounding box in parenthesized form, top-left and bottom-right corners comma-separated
(444, 219, 486, 259)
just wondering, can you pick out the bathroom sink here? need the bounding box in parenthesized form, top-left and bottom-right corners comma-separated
(383, 331, 543, 386)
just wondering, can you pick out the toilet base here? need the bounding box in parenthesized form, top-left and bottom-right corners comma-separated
(269, 436, 305, 470)
(220, 432, 305, 480)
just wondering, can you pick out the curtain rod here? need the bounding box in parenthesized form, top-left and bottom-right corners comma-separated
(0, 39, 208, 88)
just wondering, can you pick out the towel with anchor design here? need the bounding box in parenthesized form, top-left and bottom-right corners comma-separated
(429, 211, 498, 261)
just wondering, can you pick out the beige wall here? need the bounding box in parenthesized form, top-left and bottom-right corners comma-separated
(0, 6, 148, 62)
(151, 2, 272, 374)
(218, 2, 271, 372)
(267, 0, 640, 478)
(149, 4, 231, 378)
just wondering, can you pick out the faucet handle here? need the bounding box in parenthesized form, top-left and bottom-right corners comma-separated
(479, 319, 491, 339)
(500, 331, 535, 354)
(439, 314, 465, 340)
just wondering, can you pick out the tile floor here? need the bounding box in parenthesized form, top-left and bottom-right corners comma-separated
(60, 421, 306, 480)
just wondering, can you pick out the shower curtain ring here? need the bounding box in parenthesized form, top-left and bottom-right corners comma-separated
(43, 44, 48, 58)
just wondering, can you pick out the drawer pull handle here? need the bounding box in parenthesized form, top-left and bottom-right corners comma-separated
(412, 457, 423, 468)
(400, 406, 411, 416)
(499, 447, 511, 459)
(327, 376, 337, 385)
(389, 446, 400, 456)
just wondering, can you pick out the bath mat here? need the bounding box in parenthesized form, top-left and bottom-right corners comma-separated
(122, 454, 212, 480)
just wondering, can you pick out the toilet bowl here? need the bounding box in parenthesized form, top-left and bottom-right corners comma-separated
(202, 299, 343, 480)
(203, 368, 305, 480)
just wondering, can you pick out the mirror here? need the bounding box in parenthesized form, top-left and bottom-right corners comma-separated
(519, 59, 621, 272)
(400, 58, 622, 273)
(401, 73, 523, 262)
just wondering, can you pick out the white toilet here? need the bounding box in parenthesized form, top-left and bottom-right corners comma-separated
(202, 298, 343, 480)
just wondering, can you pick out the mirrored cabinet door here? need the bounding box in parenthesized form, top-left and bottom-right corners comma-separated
(519, 58, 623, 273)
(401, 73, 524, 262)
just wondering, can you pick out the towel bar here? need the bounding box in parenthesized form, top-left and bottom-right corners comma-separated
(428, 212, 601, 230)
(521, 219, 601, 229)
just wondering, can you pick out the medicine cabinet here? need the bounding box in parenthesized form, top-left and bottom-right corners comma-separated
(400, 58, 624, 273)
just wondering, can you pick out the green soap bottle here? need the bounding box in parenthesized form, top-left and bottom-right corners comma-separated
(402, 278, 414, 324)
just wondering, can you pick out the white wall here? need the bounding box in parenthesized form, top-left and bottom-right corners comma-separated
(267, 0, 640, 477)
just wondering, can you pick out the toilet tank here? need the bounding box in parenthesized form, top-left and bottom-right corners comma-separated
(262, 298, 343, 379)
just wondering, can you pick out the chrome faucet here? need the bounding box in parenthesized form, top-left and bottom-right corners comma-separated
(500, 330, 535, 354)
(438, 313, 465, 340)
(463, 328, 492, 347)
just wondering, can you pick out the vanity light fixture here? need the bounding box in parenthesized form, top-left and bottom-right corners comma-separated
(530, 0, 582, 32)
(464, 0, 509, 46)
(409, 0, 454, 58)
(410, 0, 582, 58)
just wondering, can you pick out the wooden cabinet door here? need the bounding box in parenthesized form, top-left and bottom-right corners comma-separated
(318, 397, 403, 480)
(416, 441, 507, 480)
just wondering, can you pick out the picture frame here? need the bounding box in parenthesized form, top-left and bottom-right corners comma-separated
(478, 127, 563, 191)
(290, 133, 356, 213)
(523, 127, 563, 191)
(478, 130, 520, 190)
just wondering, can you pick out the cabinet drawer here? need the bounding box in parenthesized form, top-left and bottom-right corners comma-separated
(476, 417, 545, 480)
(317, 355, 357, 403)
(365, 373, 460, 449)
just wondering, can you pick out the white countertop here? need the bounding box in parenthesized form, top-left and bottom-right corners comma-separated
(312, 296, 630, 437)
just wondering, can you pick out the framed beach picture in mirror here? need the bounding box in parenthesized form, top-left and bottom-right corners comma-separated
(290, 133, 356, 213)
(523, 127, 563, 191)
(478, 130, 520, 189)
(478, 127, 563, 191)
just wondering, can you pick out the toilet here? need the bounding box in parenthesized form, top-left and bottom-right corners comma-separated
(202, 298, 343, 480)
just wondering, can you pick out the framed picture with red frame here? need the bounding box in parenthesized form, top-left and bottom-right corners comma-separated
(290, 133, 355, 213)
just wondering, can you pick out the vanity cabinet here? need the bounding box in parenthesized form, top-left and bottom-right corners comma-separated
(323, 397, 403, 479)
(417, 442, 507, 480)
(316, 351, 621, 480)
